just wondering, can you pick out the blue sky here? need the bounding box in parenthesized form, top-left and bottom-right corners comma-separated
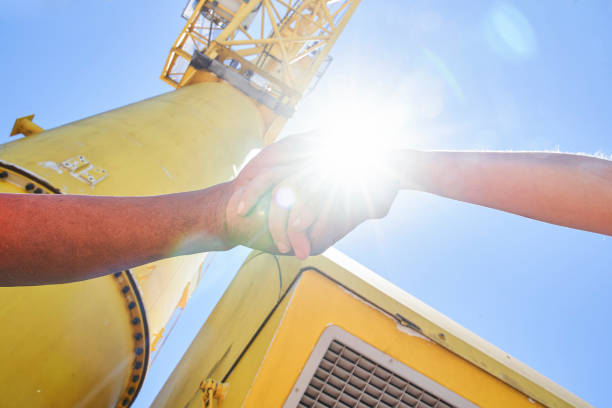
(2, 1, 611, 407)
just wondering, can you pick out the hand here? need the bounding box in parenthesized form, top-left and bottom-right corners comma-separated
(222, 133, 317, 254)
(226, 133, 401, 259)
(222, 181, 283, 254)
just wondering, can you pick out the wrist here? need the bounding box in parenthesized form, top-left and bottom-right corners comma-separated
(391, 149, 430, 191)
(189, 183, 237, 253)
(212, 182, 239, 251)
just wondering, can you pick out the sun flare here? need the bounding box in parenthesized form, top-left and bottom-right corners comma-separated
(273, 92, 407, 211)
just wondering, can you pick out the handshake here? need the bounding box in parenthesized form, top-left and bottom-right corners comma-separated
(0, 132, 402, 286)
(5, 130, 607, 286)
(221, 133, 402, 259)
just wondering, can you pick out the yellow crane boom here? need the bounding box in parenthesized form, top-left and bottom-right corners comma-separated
(0, 2, 361, 407)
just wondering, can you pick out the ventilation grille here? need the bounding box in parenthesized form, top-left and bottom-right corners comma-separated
(297, 339, 457, 408)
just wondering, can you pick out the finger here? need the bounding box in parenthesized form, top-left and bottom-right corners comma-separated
(285, 199, 316, 259)
(288, 230, 311, 260)
(285, 172, 326, 227)
(226, 185, 245, 220)
(268, 186, 293, 253)
(302, 186, 343, 254)
(237, 167, 292, 216)
(290, 186, 325, 259)
(288, 202, 317, 233)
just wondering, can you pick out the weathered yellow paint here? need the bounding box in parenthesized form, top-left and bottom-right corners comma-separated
(132, 254, 206, 352)
(151, 252, 303, 408)
(302, 250, 591, 408)
(241, 270, 544, 407)
(0, 82, 263, 196)
(215, 283, 295, 408)
(0, 272, 133, 408)
(154, 250, 590, 408)
(0, 81, 265, 407)
(179, 284, 294, 408)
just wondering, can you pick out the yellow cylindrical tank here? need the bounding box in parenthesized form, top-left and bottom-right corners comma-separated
(0, 81, 264, 407)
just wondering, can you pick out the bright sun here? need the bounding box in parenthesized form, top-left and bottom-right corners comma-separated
(313, 97, 398, 186)
(273, 114, 396, 210)
(273, 92, 407, 210)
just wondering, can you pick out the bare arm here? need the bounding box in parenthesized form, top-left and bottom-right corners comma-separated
(0, 185, 237, 286)
(400, 150, 612, 236)
(234, 137, 612, 259)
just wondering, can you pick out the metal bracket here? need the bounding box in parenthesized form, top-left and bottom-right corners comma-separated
(61, 155, 108, 187)
(200, 378, 229, 408)
(10, 114, 44, 137)
(190, 51, 295, 118)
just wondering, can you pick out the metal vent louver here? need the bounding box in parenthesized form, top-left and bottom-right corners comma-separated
(284, 326, 478, 408)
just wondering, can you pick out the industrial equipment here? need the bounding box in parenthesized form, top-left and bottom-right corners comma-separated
(0, 1, 591, 407)
(152, 250, 590, 408)
(0, 1, 360, 406)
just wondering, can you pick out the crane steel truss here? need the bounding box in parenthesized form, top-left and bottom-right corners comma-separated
(161, 0, 360, 113)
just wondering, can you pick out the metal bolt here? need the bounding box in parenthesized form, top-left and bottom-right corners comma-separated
(0, 171, 8, 179)
(128, 387, 135, 395)
(134, 332, 143, 341)
(128, 301, 136, 310)
(122, 285, 130, 294)
(135, 347, 143, 356)
(122, 398, 129, 406)
(132, 317, 141, 325)
(113, 272, 122, 278)
(33, 187, 43, 194)
(134, 361, 142, 370)
(25, 183, 35, 191)
(132, 375, 140, 383)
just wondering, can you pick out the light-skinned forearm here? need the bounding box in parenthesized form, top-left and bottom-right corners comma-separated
(0, 184, 232, 286)
(399, 150, 612, 236)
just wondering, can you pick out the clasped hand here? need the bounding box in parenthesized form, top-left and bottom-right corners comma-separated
(223, 133, 400, 259)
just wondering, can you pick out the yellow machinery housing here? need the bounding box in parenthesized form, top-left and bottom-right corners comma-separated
(152, 249, 591, 408)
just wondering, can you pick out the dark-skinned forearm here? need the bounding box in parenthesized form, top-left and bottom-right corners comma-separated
(0, 184, 232, 286)
(400, 150, 612, 236)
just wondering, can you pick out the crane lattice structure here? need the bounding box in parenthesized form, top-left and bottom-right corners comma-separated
(161, 0, 360, 141)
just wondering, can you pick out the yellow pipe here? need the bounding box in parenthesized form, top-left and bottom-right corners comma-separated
(0, 82, 264, 407)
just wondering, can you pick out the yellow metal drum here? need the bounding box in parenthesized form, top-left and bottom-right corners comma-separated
(0, 269, 141, 408)
(0, 81, 264, 407)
